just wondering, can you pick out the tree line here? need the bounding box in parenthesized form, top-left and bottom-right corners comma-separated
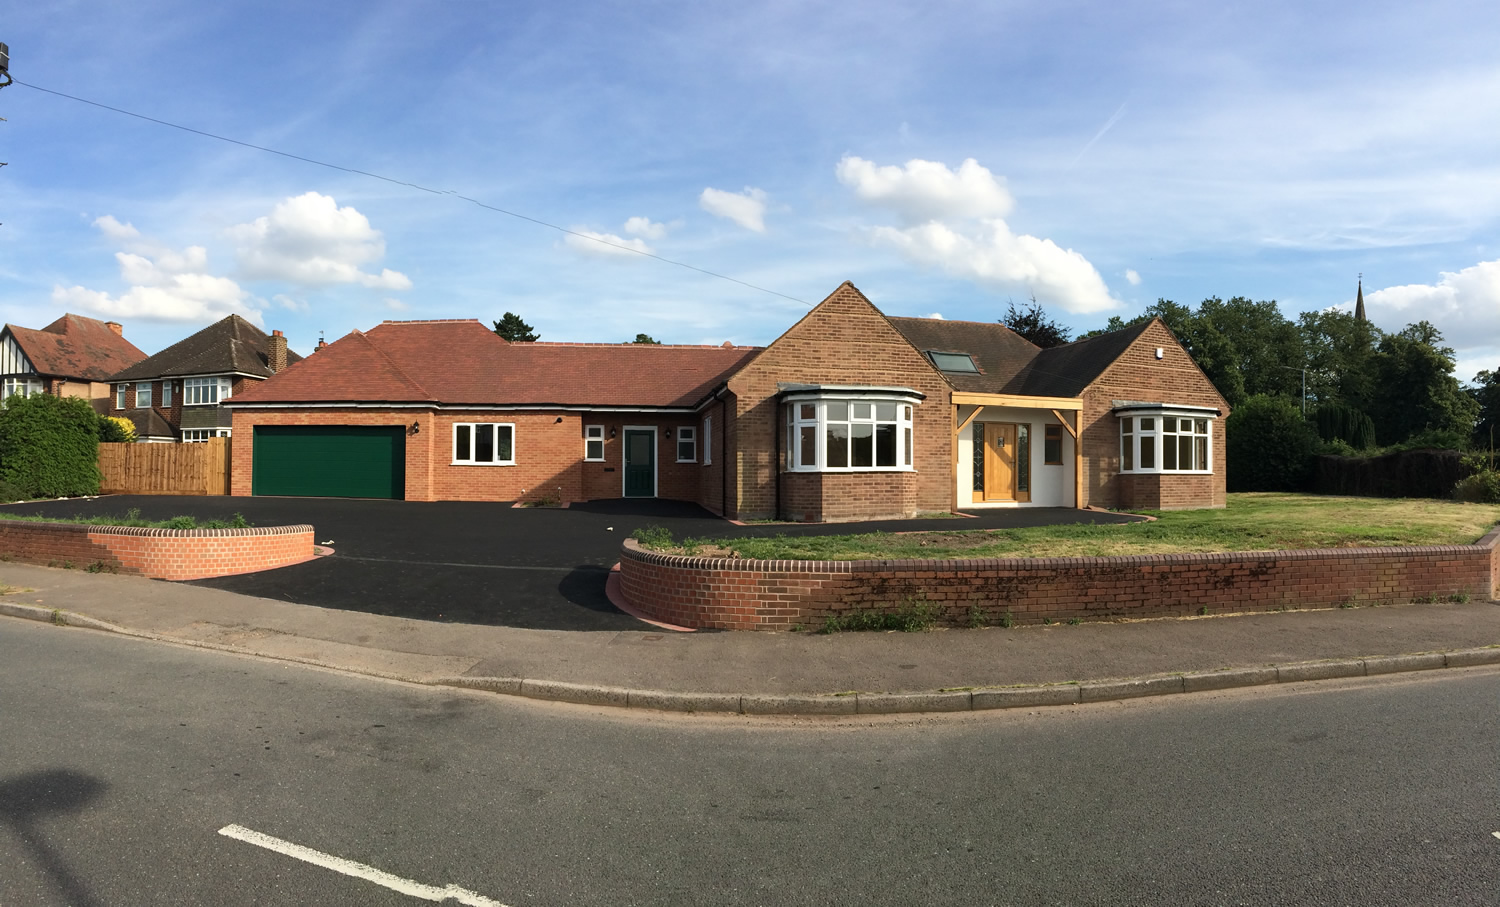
(1003, 296, 1494, 452)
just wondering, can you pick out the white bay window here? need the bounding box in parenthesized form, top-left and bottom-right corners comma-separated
(783, 390, 918, 472)
(1118, 406, 1216, 474)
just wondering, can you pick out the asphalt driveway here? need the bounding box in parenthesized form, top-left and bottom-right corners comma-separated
(3, 495, 1137, 631)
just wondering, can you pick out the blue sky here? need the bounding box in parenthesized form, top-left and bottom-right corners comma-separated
(3, 1, 1498, 383)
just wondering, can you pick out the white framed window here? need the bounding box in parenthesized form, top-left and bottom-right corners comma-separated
(136, 381, 153, 409)
(3, 377, 44, 401)
(785, 396, 917, 472)
(162, 381, 172, 408)
(584, 424, 605, 461)
(453, 422, 515, 465)
(1119, 410, 1214, 473)
(182, 428, 231, 443)
(184, 376, 233, 405)
(676, 426, 696, 462)
(702, 416, 712, 466)
(116, 384, 127, 410)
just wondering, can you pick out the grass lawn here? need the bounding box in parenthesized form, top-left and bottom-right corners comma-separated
(644, 493, 1500, 561)
(0, 508, 251, 530)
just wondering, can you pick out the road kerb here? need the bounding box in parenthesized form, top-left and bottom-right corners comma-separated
(1363, 653, 1447, 675)
(518, 679, 630, 707)
(1276, 660, 1366, 683)
(1444, 647, 1500, 668)
(971, 685, 1081, 709)
(857, 691, 972, 714)
(740, 693, 858, 716)
(1181, 666, 1280, 693)
(1080, 675, 1186, 702)
(626, 690, 743, 713)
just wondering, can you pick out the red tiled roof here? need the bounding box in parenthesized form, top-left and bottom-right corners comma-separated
(5, 314, 146, 381)
(230, 319, 762, 408)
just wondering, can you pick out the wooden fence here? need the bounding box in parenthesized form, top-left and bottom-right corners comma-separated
(98, 437, 231, 496)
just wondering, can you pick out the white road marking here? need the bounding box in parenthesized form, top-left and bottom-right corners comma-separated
(218, 824, 507, 905)
(1493, 831, 1500, 840)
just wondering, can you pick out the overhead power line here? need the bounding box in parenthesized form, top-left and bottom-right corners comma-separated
(13, 78, 811, 307)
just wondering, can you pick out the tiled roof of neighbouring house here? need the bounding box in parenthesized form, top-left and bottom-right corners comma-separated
(887, 315, 1158, 398)
(228, 319, 764, 408)
(5, 314, 147, 381)
(109, 314, 302, 382)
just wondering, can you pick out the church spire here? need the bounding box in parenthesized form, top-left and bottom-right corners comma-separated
(1354, 274, 1366, 322)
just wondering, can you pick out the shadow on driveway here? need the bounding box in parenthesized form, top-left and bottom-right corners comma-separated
(3, 495, 1139, 631)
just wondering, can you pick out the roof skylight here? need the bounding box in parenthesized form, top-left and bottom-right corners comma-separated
(926, 351, 979, 373)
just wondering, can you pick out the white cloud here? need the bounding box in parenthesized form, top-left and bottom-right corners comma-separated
(869, 220, 1118, 315)
(836, 156, 1013, 223)
(274, 294, 307, 312)
(624, 217, 668, 240)
(839, 155, 1119, 314)
(230, 192, 412, 290)
(925, 312, 944, 319)
(564, 229, 653, 257)
(1125, 269, 1142, 286)
(699, 187, 768, 232)
(1365, 258, 1500, 362)
(52, 218, 256, 323)
(384, 297, 409, 311)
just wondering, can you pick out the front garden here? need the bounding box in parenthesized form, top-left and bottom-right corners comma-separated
(634, 493, 1500, 561)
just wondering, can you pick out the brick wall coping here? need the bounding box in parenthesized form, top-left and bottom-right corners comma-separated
(3, 520, 317, 539)
(623, 526, 1500, 574)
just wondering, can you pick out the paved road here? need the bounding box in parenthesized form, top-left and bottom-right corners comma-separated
(4, 496, 1134, 631)
(3, 617, 1496, 905)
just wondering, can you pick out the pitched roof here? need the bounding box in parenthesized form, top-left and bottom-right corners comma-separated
(886, 315, 1155, 398)
(885, 317, 1040, 393)
(121, 407, 177, 440)
(1005, 319, 1156, 397)
(229, 319, 762, 408)
(109, 314, 301, 381)
(4, 313, 146, 381)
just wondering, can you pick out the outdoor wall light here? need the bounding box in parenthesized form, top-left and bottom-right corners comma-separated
(610, 428, 617, 438)
(665, 428, 672, 439)
(409, 421, 420, 436)
(555, 416, 563, 423)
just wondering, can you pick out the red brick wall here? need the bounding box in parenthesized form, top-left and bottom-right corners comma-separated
(780, 471, 920, 523)
(0, 520, 315, 581)
(619, 535, 1498, 631)
(1083, 320, 1229, 510)
(724, 283, 954, 521)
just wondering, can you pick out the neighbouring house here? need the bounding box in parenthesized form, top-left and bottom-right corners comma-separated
(107, 314, 301, 443)
(226, 282, 1229, 516)
(0, 314, 147, 412)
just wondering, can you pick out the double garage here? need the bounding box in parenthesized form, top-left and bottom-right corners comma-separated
(251, 425, 407, 499)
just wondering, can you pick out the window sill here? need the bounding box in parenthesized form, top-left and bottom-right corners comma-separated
(584, 458, 605, 463)
(451, 461, 518, 467)
(784, 467, 917, 474)
(1120, 470, 1214, 476)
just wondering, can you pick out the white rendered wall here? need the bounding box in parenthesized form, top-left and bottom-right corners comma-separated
(955, 405, 1075, 508)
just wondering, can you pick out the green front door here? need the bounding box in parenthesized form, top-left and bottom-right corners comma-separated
(623, 429, 655, 498)
(252, 425, 406, 499)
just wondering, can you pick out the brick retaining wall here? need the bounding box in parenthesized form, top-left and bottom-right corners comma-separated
(0, 520, 316, 581)
(619, 528, 1500, 631)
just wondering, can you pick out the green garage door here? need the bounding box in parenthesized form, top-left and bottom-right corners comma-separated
(252, 425, 406, 499)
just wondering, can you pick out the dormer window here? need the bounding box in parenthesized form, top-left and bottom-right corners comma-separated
(926, 351, 979, 373)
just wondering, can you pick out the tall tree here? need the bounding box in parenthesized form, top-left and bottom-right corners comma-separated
(1473, 369, 1500, 451)
(1370, 321, 1479, 444)
(1196, 296, 1306, 401)
(1000, 297, 1070, 348)
(1297, 309, 1381, 413)
(631, 333, 662, 345)
(493, 312, 539, 342)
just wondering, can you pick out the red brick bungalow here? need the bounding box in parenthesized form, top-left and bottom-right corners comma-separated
(227, 282, 1228, 517)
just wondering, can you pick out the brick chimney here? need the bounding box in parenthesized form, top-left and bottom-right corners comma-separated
(268, 330, 288, 373)
(105, 321, 123, 336)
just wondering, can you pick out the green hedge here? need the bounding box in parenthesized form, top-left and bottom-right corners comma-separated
(0, 394, 102, 498)
(1225, 395, 1318, 492)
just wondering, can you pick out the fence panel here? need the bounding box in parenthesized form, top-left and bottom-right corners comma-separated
(98, 438, 232, 496)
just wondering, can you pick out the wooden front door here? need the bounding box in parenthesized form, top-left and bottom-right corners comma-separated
(623, 429, 655, 497)
(982, 422, 1017, 502)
